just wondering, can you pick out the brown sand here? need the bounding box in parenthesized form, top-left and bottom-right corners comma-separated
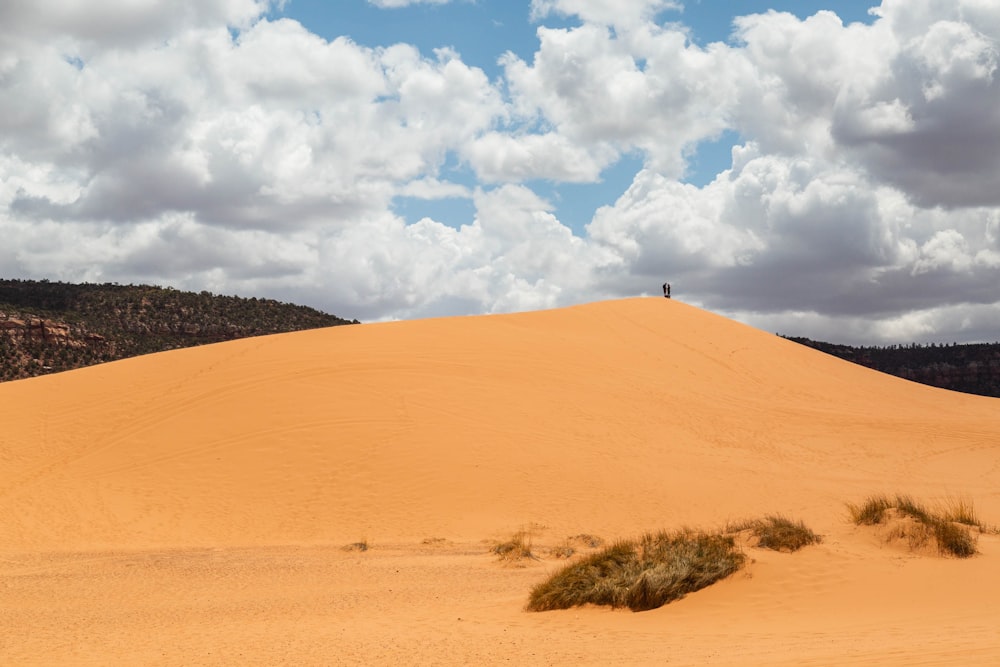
(2, 297, 999, 664)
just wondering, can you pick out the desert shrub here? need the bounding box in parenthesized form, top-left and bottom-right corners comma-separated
(342, 541, 369, 552)
(848, 494, 981, 558)
(892, 494, 933, 524)
(752, 515, 822, 552)
(526, 530, 745, 612)
(847, 494, 893, 525)
(725, 516, 821, 552)
(493, 531, 535, 562)
(933, 521, 977, 558)
(940, 498, 983, 529)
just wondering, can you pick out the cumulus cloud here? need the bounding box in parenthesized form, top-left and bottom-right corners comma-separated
(3, 0, 1000, 344)
(3, 20, 503, 233)
(529, 0, 680, 28)
(0, 0, 277, 48)
(500, 20, 744, 178)
(300, 184, 618, 321)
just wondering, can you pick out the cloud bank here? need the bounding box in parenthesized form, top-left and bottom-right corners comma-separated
(2, 0, 1000, 343)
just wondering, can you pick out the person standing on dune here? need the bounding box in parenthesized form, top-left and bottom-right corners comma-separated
(663, 283, 671, 298)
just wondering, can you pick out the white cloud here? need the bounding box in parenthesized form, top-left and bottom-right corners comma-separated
(827, 4, 1000, 207)
(500, 21, 744, 178)
(0, 0, 277, 48)
(465, 131, 614, 182)
(302, 185, 617, 321)
(3, 19, 504, 232)
(912, 230, 974, 275)
(529, 0, 680, 28)
(397, 178, 471, 200)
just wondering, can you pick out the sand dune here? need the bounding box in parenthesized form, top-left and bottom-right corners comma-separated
(2, 297, 999, 664)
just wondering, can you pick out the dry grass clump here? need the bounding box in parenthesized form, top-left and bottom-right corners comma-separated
(493, 531, 536, 562)
(846, 494, 894, 525)
(342, 541, 369, 552)
(421, 537, 449, 548)
(893, 494, 934, 524)
(940, 497, 984, 529)
(847, 494, 981, 558)
(526, 529, 745, 612)
(725, 516, 821, 552)
(549, 543, 576, 559)
(549, 533, 604, 558)
(751, 515, 822, 552)
(933, 520, 978, 558)
(567, 534, 605, 548)
(549, 533, 605, 559)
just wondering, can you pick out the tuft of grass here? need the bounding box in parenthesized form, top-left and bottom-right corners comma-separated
(885, 519, 933, 551)
(752, 515, 822, 552)
(940, 497, 983, 529)
(493, 531, 536, 562)
(342, 541, 369, 552)
(526, 529, 745, 612)
(892, 494, 933, 524)
(846, 494, 893, 525)
(934, 521, 977, 558)
(549, 544, 576, 559)
(725, 516, 821, 552)
(848, 494, 982, 558)
(567, 534, 605, 549)
(547, 534, 605, 559)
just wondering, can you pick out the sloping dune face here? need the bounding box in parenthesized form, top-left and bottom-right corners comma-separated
(2, 297, 999, 551)
(5, 297, 1000, 666)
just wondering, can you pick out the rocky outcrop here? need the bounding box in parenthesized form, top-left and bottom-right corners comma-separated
(1, 317, 75, 344)
(29, 318, 71, 343)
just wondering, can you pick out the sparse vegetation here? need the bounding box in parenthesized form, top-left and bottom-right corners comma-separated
(548, 533, 606, 559)
(493, 531, 536, 563)
(940, 497, 983, 529)
(566, 534, 604, 549)
(847, 494, 982, 558)
(526, 529, 745, 612)
(549, 544, 576, 559)
(933, 521, 978, 558)
(749, 515, 822, 552)
(893, 494, 934, 524)
(847, 494, 894, 525)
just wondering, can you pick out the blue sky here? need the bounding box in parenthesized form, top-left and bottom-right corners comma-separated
(4, 0, 1000, 343)
(274, 1, 880, 232)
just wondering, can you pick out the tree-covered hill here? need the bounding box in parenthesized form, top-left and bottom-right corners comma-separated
(0, 279, 358, 382)
(785, 336, 1000, 399)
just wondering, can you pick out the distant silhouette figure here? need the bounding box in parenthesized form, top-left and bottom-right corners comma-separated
(663, 283, 671, 299)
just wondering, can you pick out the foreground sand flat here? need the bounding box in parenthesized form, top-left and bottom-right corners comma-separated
(2, 298, 1000, 664)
